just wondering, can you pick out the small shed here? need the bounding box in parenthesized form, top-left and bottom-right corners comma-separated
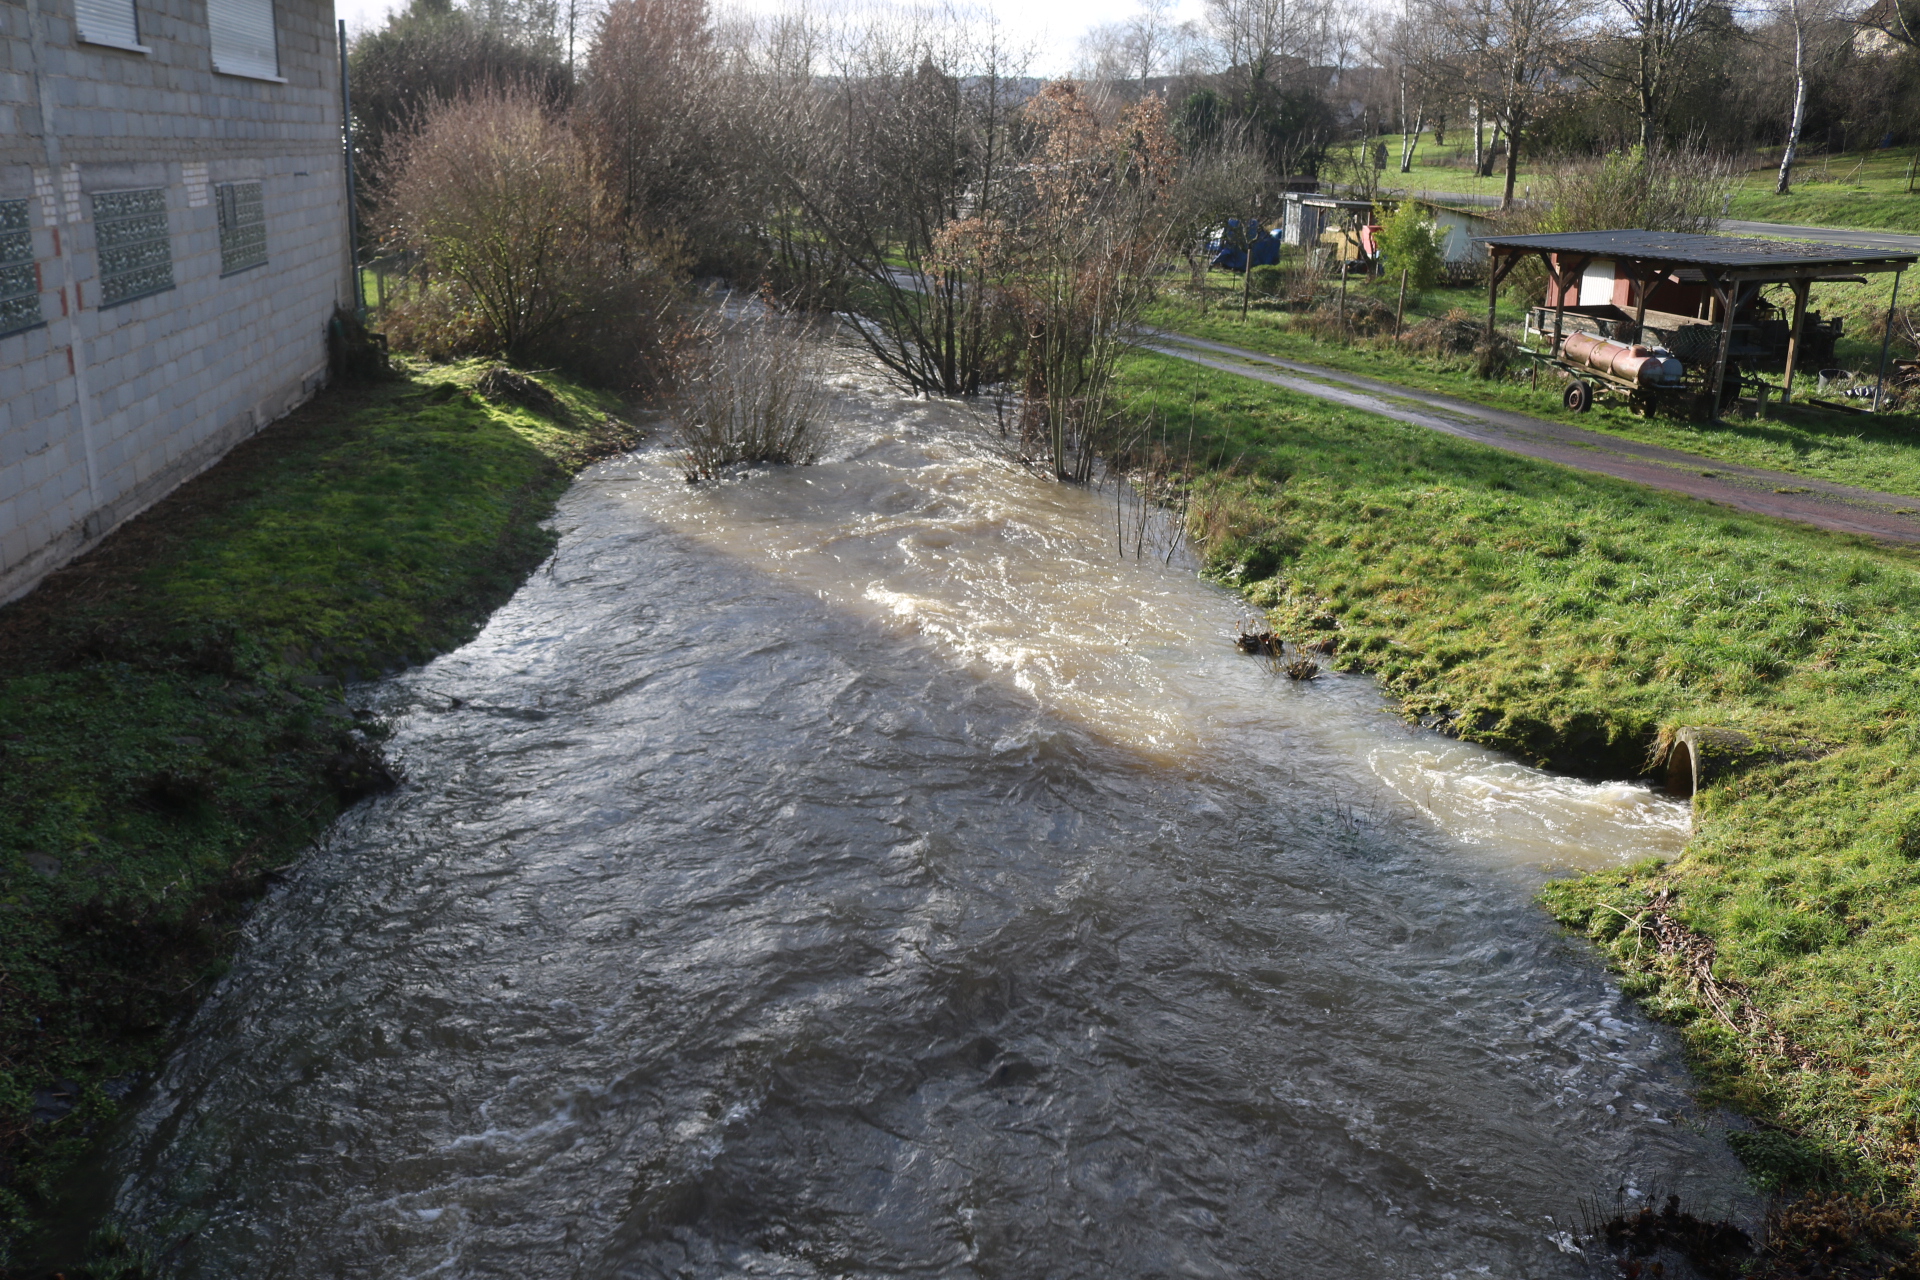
(1405, 198, 1496, 266)
(1476, 229, 1915, 417)
(1281, 194, 1377, 249)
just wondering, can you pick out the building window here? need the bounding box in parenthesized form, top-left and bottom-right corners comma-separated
(74, 0, 148, 53)
(207, 0, 280, 80)
(216, 181, 267, 275)
(0, 199, 43, 337)
(91, 188, 174, 307)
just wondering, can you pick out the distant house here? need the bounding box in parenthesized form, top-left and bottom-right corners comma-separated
(1, 0, 352, 602)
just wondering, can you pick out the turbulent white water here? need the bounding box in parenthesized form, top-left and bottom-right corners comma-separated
(97, 345, 1749, 1277)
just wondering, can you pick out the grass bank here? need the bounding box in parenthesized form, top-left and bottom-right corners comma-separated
(1145, 282, 1920, 500)
(1357, 133, 1920, 233)
(1115, 347, 1920, 1258)
(0, 358, 638, 1270)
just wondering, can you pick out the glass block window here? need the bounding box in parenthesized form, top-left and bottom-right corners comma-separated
(92, 187, 173, 307)
(0, 199, 42, 337)
(208, 0, 279, 80)
(216, 181, 267, 275)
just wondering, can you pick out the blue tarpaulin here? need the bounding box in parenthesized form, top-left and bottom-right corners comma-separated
(1209, 220, 1281, 272)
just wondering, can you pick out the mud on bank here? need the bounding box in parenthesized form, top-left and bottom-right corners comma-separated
(0, 359, 640, 1270)
(1115, 350, 1920, 1254)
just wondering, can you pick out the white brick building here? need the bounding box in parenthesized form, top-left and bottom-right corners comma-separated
(1, 0, 351, 602)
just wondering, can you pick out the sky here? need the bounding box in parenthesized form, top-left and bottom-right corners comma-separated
(331, 0, 1209, 75)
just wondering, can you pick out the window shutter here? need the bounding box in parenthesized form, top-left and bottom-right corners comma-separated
(74, 0, 141, 50)
(207, 0, 278, 80)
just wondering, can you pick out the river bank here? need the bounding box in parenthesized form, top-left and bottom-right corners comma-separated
(1142, 290, 1920, 501)
(1115, 347, 1920, 1261)
(0, 359, 639, 1269)
(80, 340, 1763, 1277)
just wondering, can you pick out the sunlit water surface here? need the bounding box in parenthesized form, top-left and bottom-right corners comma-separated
(101, 346, 1750, 1277)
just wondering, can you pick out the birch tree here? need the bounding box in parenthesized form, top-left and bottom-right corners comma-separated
(1768, 0, 1859, 194)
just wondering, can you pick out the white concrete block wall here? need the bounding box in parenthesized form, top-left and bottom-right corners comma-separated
(0, 0, 350, 602)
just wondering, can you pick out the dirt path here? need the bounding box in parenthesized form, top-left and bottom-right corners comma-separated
(1141, 331, 1920, 545)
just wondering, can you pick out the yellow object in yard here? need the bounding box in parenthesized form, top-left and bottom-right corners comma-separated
(1319, 226, 1366, 262)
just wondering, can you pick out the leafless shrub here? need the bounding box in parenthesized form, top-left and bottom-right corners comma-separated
(1493, 144, 1737, 304)
(375, 86, 683, 388)
(1294, 298, 1399, 342)
(1400, 307, 1484, 356)
(1013, 84, 1185, 482)
(1534, 144, 1738, 235)
(675, 318, 831, 480)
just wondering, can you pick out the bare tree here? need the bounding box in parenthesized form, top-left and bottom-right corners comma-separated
(1010, 84, 1185, 481)
(1375, 0, 1449, 172)
(1206, 0, 1340, 171)
(377, 84, 682, 385)
(1575, 0, 1717, 148)
(1436, 0, 1587, 207)
(580, 0, 722, 235)
(1767, 0, 1862, 193)
(1076, 0, 1184, 83)
(761, 10, 1033, 394)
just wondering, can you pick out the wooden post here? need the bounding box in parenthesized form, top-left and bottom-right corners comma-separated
(1781, 278, 1810, 405)
(1395, 267, 1409, 339)
(1631, 266, 1651, 338)
(1547, 254, 1589, 357)
(1874, 268, 1904, 413)
(1339, 255, 1349, 330)
(1550, 256, 1569, 356)
(1485, 251, 1499, 342)
(1485, 249, 1518, 344)
(1708, 277, 1738, 420)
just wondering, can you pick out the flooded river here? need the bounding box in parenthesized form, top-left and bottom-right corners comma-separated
(101, 349, 1753, 1276)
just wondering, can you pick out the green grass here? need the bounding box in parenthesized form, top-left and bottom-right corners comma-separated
(0, 358, 637, 1270)
(1357, 133, 1920, 233)
(1117, 345, 1920, 1207)
(1145, 278, 1920, 499)
(1727, 147, 1920, 233)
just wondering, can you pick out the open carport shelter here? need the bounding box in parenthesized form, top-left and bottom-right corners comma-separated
(1476, 230, 1915, 417)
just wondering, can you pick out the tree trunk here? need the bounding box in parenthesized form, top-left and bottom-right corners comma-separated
(1501, 109, 1523, 209)
(1776, 14, 1807, 196)
(1472, 103, 1484, 175)
(1638, 33, 1656, 151)
(1401, 98, 1424, 173)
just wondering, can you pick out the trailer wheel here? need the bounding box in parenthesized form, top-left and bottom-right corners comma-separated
(1563, 380, 1594, 413)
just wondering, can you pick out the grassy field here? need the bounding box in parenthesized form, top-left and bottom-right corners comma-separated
(1115, 347, 1920, 1255)
(0, 359, 638, 1271)
(1728, 148, 1920, 233)
(1144, 274, 1920, 498)
(1352, 133, 1920, 233)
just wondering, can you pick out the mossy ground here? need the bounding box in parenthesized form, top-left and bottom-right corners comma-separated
(0, 358, 639, 1271)
(1115, 348, 1920, 1231)
(1146, 279, 1920, 500)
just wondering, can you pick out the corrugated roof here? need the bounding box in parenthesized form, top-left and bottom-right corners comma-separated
(1473, 229, 1916, 269)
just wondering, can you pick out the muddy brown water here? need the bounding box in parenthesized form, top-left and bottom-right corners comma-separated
(95, 350, 1756, 1276)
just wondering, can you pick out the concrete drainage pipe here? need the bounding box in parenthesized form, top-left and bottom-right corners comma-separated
(1663, 726, 1760, 800)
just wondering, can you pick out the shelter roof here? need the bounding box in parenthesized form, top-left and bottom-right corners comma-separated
(1291, 194, 1376, 210)
(1474, 229, 1916, 273)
